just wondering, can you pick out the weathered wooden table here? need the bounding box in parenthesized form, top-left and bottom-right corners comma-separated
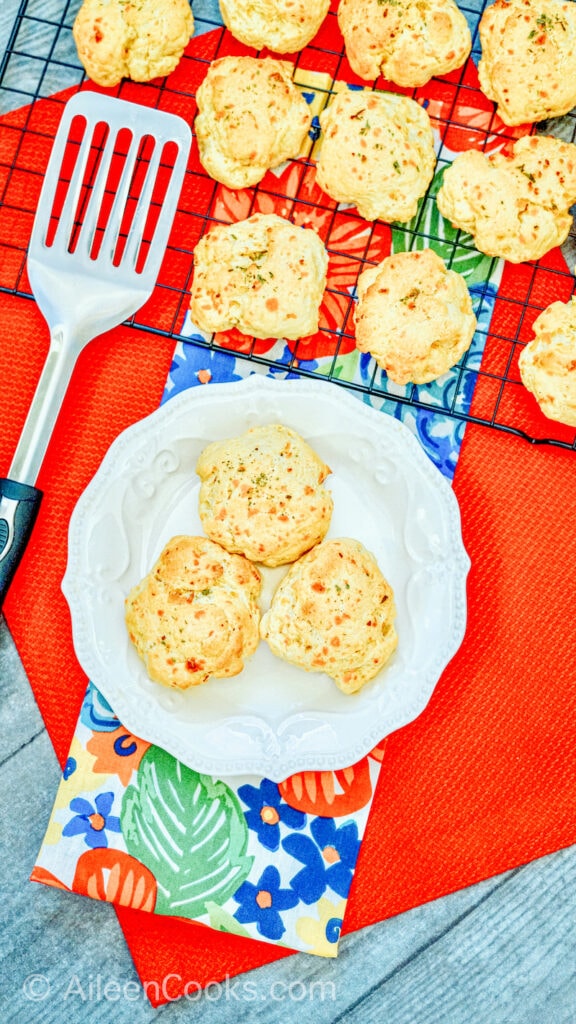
(2, 3, 576, 1021)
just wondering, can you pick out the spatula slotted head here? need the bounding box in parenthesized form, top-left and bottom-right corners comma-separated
(30, 91, 192, 287)
(0, 96, 189, 601)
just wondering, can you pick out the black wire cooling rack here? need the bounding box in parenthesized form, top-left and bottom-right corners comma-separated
(1, 0, 576, 451)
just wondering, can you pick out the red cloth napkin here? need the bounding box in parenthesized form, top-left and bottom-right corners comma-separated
(2, 24, 576, 1007)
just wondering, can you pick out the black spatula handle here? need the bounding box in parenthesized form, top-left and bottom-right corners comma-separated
(0, 478, 43, 610)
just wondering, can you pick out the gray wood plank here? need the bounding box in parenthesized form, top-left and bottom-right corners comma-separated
(0, 729, 148, 1024)
(338, 848, 576, 1024)
(0, 619, 46, 764)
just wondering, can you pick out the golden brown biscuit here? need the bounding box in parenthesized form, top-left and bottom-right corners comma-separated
(519, 298, 576, 426)
(196, 424, 333, 567)
(190, 213, 328, 340)
(195, 56, 312, 189)
(354, 248, 476, 385)
(73, 0, 193, 87)
(316, 89, 436, 223)
(260, 538, 398, 694)
(436, 135, 576, 264)
(219, 0, 330, 53)
(478, 0, 576, 127)
(125, 535, 262, 690)
(338, 0, 471, 86)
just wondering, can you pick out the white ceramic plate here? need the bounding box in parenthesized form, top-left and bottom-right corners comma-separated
(63, 376, 470, 780)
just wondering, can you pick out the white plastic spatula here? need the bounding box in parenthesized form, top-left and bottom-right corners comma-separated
(0, 90, 191, 607)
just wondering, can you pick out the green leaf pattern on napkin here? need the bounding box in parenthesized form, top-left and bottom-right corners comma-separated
(391, 166, 498, 287)
(205, 900, 252, 937)
(121, 746, 253, 918)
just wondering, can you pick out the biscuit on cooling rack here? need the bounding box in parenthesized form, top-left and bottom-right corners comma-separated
(337, 0, 471, 86)
(354, 248, 477, 385)
(190, 213, 328, 340)
(519, 298, 576, 426)
(219, 0, 330, 52)
(196, 424, 333, 567)
(125, 536, 262, 690)
(195, 57, 312, 189)
(436, 135, 576, 264)
(316, 89, 436, 223)
(478, 0, 576, 127)
(73, 0, 193, 87)
(260, 538, 398, 694)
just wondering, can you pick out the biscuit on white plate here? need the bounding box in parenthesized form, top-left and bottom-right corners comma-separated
(519, 298, 576, 426)
(73, 0, 193, 87)
(190, 213, 328, 340)
(219, 0, 330, 52)
(196, 424, 333, 567)
(354, 248, 476, 385)
(316, 89, 436, 223)
(195, 56, 312, 189)
(260, 538, 398, 694)
(478, 0, 576, 127)
(436, 135, 576, 264)
(337, 0, 471, 86)
(125, 536, 262, 690)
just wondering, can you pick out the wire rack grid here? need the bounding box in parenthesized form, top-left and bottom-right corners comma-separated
(1, 0, 576, 452)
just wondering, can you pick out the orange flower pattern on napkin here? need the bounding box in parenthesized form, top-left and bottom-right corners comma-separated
(33, 683, 383, 955)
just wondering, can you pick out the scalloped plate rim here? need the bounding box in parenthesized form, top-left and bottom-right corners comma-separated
(62, 375, 470, 780)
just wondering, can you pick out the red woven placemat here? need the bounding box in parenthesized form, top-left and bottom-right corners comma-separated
(4, 283, 576, 999)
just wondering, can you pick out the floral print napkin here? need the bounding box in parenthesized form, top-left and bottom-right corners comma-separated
(34, 680, 386, 955)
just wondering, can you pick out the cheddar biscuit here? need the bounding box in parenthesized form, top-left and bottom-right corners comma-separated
(190, 213, 328, 340)
(316, 89, 436, 223)
(195, 56, 312, 189)
(354, 248, 476, 385)
(436, 135, 576, 264)
(478, 0, 576, 126)
(260, 538, 398, 694)
(196, 424, 333, 567)
(519, 298, 576, 426)
(219, 0, 330, 53)
(125, 536, 262, 690)
(73, 0, 193, 87)
(338, 0, 471, 86)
